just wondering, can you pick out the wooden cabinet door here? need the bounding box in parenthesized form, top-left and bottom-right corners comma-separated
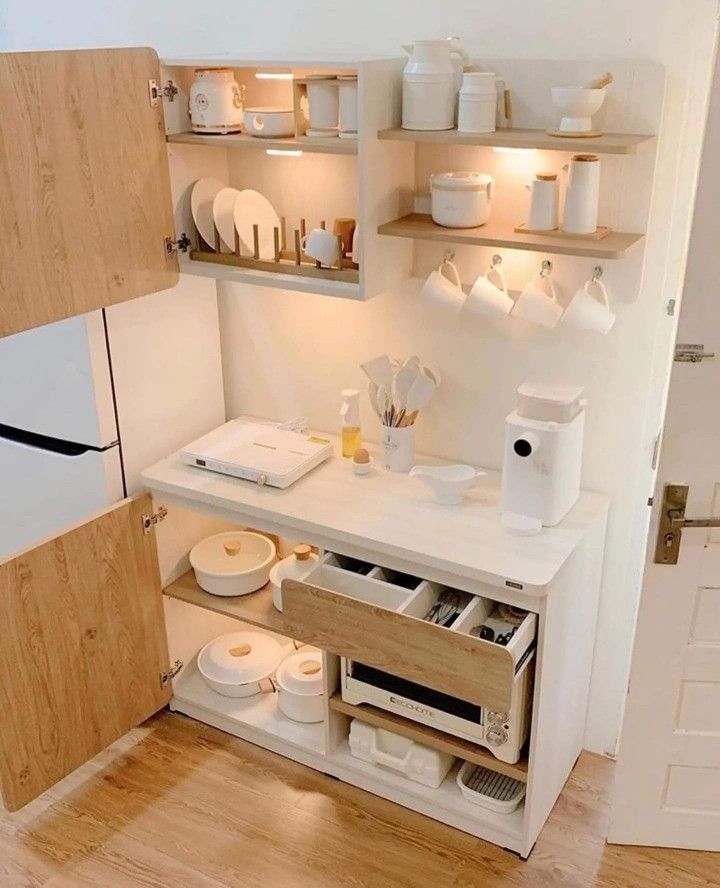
(0, 495, 172, 811)
(0, 48, 179, 339)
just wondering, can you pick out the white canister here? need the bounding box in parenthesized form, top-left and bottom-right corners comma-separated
(190, 68, 245, 134)
(338, 74, 358, 138)
(270, 544, 319, 612)
(430, 171, 494, 229)
(458, 72, 497, 134)
(563, 154, 600, 235)
(306, 76, 339, 136)
(527, 172, 559, 231)
(382, 425, 415, 473)
(402, 39, 462, 131)
(276, 649, 324, 723)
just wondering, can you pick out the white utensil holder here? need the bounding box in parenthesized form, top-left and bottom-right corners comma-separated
(382, 425, 415, 473)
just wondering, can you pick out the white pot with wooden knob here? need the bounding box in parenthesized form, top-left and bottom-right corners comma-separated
(270, 544, 319, 611)
(275, 648, 324, 722)
(198, 631, 283, 697)
(189, 532, 276, 597)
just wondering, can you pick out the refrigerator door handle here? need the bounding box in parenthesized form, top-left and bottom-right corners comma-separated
(0, 423, 119, 457)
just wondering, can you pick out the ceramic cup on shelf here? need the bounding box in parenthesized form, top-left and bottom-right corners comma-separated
(420, 258, 464, 311)
(333, 218, 356, 257)
(301, 228, 341, 266)
(560, 275, 615, 335)
(466, 256, 513, 318)
(512, 272, 563, 329)
(382, 425, 415, 473)
(306, 75, 339, 137)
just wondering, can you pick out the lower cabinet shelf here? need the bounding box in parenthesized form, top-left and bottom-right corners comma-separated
(329, 694, 528, 783)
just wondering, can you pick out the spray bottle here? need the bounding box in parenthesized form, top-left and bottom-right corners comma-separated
(340, 389, 362, 458)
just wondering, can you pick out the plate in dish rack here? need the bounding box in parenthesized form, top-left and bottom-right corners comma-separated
(191, 177, 226, 249)
(233, 189, 281, 260)
(213, 187, 243, 252)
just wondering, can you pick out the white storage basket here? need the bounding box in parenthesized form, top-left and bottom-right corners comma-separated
(456, 761, 526, 813)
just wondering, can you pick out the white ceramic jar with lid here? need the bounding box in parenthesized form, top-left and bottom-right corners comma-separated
(527, 172, 559, 231)
(190, 68, 245, 134)
(190, 531, 276, 597)
(275, 648, 324, 722)
(197, 631, 283, 698)
(402, 39, 467, 131)
(458, 72, 497, 134)
(337, 74, 358, 138)
(430, 171, 494, 228)
(562, 154, 600, 234)
(306, 75, 339, 137)
(270, 544, 319, 611)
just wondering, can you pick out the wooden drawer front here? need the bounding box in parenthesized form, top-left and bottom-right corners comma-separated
(283, 579, 520, 713)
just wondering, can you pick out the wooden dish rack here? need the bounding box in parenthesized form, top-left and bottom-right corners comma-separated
(190, 216, 360, 284)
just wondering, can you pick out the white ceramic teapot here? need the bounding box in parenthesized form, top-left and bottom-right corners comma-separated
(402, 38, 468, 131)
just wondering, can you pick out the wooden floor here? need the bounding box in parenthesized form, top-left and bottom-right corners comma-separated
(1, 711, 717, 887)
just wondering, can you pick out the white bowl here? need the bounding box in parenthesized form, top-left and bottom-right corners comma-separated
(190, 531, 276, 597)
(551, 86, 606, 132)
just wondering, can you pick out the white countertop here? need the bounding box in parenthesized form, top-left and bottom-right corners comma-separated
(142, 435, 607, 595)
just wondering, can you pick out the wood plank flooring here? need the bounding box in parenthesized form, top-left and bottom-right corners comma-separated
(1, 711, 717, 888)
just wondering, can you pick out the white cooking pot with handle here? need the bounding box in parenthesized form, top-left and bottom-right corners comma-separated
(275, 648, 324, 722)
(197, 631, 283, 698)
(430, 171, 494, 228)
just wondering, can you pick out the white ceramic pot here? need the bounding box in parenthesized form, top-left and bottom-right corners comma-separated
(430, 171, 493, 228)
(270, 544, 319, 611)
(458, 72, 497, 134)
(276, 648, 324, 723)
(338, 75, 358, 137)
(402, 39, 467, 131)
(563, 154, 600, 234)
(197, 631, 283, 698)
(306, 76, 339, 136)
(190, 68, 245, 134)
(243, 107, 295, 138)
(190, 531, 276, 597)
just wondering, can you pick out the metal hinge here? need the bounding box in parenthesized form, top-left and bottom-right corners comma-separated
(666, 299, 676, 316)
(141, 504, 168, 534)
(164, 233, 191, 257)
(160, 660, 183, 688)
(651, 432, 662, 470)
(148, 79, 178, 107)
(674, 343, 715, 363)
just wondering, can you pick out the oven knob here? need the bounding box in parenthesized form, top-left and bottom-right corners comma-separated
(486, 725, 508, 746)
(487, 710, 508, 725)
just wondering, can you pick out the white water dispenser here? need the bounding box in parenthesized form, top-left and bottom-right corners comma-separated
(500, 383, 586, 534)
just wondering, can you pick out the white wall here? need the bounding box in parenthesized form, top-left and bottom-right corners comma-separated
(3, 0, 717, 756)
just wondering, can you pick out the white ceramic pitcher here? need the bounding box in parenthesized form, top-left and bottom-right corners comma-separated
(402, 38, 468, 131)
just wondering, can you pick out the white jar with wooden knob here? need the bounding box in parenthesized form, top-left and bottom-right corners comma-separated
(189, 531, 276, 597)
(189, 68, 245, 134)
(270, 545, 319, 611)
(527, 172, 559, 231)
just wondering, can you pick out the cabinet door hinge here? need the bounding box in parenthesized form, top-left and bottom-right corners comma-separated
(148, 79, 178, 107)
(141, 504, 168, 534)
(165, 233, 191, 258)
(160, 660, 183, 688)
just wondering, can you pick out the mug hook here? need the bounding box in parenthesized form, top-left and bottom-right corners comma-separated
(540, 259, 552, 278)
(443, 248, 456, 263)
(592, 265, 603, 282)
(491, 254, 502, 268)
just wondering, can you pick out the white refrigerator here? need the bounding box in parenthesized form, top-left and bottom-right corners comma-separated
(0, 312, 124, 558)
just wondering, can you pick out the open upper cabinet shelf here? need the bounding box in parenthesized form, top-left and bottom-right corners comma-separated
(167, 131, 357, 155)
(377, 127, 655, 155)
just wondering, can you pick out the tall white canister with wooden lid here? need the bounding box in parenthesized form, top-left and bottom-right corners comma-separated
(527, 172, 560, 231)
(562, 154, 600, 234)
(458, 72, 497, 134)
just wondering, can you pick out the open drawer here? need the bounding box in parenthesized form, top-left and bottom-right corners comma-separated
(282, 553, 536, 715)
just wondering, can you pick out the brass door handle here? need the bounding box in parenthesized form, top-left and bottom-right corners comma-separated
(668, 509, 720, 529)
(655, 484, 720, 564)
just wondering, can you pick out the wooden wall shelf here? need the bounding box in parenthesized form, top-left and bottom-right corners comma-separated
(377, 127, 655, 156)
(167, 131, 357, 156)
(329, 693, 528, 782)
(378, 214, 644, 260)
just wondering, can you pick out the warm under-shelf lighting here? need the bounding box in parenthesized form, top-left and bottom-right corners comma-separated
(493, 146, 538, 155)
(265, 148, 303, 157)
(256, 71, 293, 80)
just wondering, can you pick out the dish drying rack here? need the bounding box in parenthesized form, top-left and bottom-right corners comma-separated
(189, 217, 360, 284)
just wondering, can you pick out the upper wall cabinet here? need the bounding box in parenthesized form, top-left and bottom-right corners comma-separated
(0, 48, 179, 339)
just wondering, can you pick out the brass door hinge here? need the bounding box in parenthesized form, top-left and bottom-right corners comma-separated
(141, 505, 168, 534)
(160, 660, 183, 688)
(149, 79, 178, 107)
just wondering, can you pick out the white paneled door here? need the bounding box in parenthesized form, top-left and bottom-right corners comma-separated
(609, 59, 720, 852)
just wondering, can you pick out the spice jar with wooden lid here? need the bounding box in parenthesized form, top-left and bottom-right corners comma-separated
(270, 544, 319, 612)
(527, 172, 559, 232)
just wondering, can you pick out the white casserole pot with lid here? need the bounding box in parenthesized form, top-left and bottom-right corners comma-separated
(198, 631, 284, 698)
(430, 171, 494, 228)
(190, 531, 276, 597)
(275, 648, 324, 723)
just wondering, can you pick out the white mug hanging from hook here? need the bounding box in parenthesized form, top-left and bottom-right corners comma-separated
(559, 265, 616, 335)
(466, 254, 515, 317)
(420, 248, 464, 311)
(512, 259, 563, 328)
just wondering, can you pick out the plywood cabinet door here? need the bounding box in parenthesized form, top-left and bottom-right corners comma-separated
(0, 495, 172, 811)
(0, 48, 179, 339)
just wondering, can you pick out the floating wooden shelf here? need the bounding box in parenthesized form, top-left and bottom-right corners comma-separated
(377, 127, 655, 155)
(167, 131, 357, 156)
(378, 214, 644, 260)
(164, 569, 289, 636)
(329, 693, 529, 782)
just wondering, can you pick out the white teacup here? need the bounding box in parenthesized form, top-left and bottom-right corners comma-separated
(302, 228, 341, 266)
(512, 274, 562, 328)
(420, 260, 464, 311)
(560, 277, 615, 335)
(466, 263, 513, 317)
